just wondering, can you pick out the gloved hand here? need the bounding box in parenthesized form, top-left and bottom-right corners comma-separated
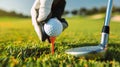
(30, 0, 53, 41)
(31, 0, 68, 42)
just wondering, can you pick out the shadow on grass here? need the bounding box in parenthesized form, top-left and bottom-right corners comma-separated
(104, 43, 120, 62)
(7, 46, 50, 60)
(23, 47, 50, 57)
(6, 42, 120, 62)
(67, 43, 98, 48)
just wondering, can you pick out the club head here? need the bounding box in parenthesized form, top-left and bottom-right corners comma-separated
(65, 45, 106, 58)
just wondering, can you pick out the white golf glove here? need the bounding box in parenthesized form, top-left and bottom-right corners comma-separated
(31, 0, 53, 41)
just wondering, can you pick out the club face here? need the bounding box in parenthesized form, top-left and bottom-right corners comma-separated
(65, 45, 106, 58)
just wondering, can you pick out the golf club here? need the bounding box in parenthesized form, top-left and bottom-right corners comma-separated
(65, 0, 113, 57)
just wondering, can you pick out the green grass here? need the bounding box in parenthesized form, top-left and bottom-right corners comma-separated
(0, 16, 120, 67)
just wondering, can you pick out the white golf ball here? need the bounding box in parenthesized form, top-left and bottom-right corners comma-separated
(44, 18, 63, 37)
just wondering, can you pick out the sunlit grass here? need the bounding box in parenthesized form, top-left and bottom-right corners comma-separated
(0, 16, 120, 67)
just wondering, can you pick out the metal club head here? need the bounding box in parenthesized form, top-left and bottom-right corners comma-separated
(65, 45, 106, 58)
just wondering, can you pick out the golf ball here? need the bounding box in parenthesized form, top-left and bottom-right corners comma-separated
(44, 18, 63, 37)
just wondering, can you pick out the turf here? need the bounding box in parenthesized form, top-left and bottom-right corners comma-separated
(0, 16, 120, 67)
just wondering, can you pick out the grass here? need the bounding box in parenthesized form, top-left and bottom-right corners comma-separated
(0, 16, 120, 67)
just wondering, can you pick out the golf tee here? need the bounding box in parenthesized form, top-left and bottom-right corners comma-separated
(50, 37, 56, 55)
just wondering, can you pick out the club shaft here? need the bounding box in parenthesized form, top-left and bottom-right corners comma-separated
(100, 0, 113, 48)
(104, 0, 113, 26)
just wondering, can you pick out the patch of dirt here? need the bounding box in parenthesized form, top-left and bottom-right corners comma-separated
(111, 15, 120, 22)
(90, 14, 104, 19)
(91, 14, 120, 22)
